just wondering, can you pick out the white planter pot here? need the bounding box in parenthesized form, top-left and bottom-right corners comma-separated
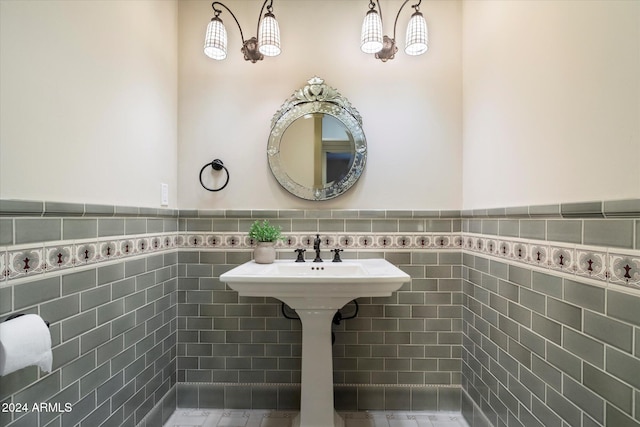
(254, 242, 276, 264)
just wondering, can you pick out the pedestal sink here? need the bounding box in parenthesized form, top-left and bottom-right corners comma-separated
(220, 259, 410, 427)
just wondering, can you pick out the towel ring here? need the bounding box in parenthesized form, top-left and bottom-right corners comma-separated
(199, 159, 230, 192)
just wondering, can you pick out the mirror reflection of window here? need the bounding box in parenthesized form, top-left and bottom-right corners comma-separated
(321, 115, 355, 186)
(325, 152, 352, 184)
(280, 113, 355, 189)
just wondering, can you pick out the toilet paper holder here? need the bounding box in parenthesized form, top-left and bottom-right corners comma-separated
(4, 313, 50, 328)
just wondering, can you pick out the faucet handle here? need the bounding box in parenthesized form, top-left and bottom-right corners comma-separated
(331, 248, 343, 263)
(294, 248, 306, 262)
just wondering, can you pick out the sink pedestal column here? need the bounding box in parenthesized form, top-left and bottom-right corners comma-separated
(292, 308, 344, 427)
(221, 260, 410, 427)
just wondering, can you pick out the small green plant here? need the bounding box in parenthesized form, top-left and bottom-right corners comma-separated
(248, 220, 284, 242)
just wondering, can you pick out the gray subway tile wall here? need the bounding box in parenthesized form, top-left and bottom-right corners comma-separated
(462, 252, 640, 427)
(0, 204, 179, 427)
(0, 199, 638, 427)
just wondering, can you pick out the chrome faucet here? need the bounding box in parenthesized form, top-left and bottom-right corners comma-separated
(313, 234, 323, 262)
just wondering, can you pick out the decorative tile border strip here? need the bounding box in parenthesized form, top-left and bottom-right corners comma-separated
(1, 232, 638, 291)
(2, 198, 638, 219)
(461, 233, 640, 290)
(1, 233, 180, 281)
(175, 382, 463, 412)
(180, 382, 462, 388)
(181, 233, 463, 251)
(0, 199, 179, 217)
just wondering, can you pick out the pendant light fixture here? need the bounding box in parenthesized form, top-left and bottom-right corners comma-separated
(204, 0, 281, 63)
(360, 0, 428, 62)
(360, 5, 384, 54)
(258, 9, 281, 56)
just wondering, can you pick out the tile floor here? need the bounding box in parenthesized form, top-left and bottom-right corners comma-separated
(164, 409, 471, 427)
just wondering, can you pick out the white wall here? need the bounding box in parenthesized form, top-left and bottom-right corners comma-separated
(178, 0, 463, 210)
(0, 0, 179, 208)
(4, 1, 634, 212)
(462, 0, 640, 209)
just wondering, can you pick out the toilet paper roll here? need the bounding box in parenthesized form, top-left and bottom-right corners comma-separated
(0, 314, 52, 376)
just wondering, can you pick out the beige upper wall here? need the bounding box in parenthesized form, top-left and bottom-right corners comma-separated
(0, 0, 178, 208)
(1, 0, 637, 211)
(462, 0, 640, 209)
(178, 0, 463, 210)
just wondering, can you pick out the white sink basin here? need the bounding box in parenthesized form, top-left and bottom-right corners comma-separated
(265, 262, 368, 278)
(220, 259, 410, 427)
(221, 259, 410, 309)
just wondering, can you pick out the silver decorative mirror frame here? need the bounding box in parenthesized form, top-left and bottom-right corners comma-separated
(267, 77, 367, 200)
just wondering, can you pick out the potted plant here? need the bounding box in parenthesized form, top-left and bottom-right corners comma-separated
(249, 220, 283, 264)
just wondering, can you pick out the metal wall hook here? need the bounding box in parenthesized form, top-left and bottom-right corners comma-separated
(199, 158, 230, 192)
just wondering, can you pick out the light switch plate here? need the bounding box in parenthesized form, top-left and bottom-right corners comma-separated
(161, 183, 169, 206)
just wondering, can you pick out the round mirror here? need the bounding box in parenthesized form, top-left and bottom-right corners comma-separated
(280, 113, 355, 188)
(268, 77, 367, 200)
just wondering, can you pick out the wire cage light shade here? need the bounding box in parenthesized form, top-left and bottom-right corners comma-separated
(405, 11, 428, 55)
(204, 17, 228, 60)
(258, 11, 281, 56)
(360, 9, 383, 54)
